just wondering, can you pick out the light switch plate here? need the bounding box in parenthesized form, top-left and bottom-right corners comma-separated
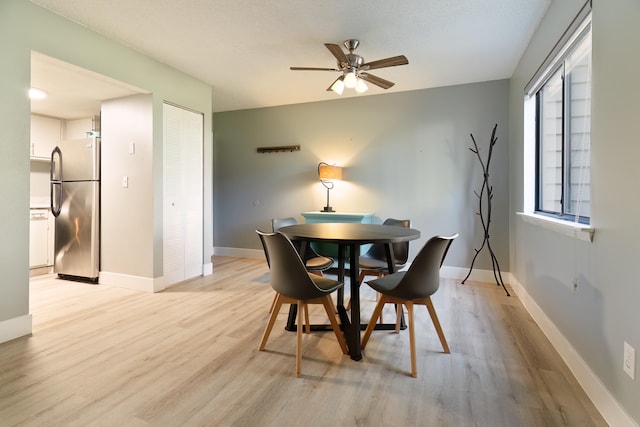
(624, 341, 635, 379)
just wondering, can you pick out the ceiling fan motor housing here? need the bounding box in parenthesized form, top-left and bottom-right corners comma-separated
(345, 53, 364, 70)
(342, 39, 364, 70)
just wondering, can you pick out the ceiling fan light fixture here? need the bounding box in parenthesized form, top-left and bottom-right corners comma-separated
(331, 77, 345, 95)
(355, 78, 368, 93)
(344, 71, 357, 88)
(291, 40, 408, 94)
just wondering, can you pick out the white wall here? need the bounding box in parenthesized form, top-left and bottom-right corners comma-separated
(509, 0, 640, 424)
(213, 80, 510, 272)
(101, 94, 154, 279)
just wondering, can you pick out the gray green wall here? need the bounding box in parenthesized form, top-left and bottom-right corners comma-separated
(0, 1, 213, 330)
(213, 80, 510, 272)
(509, 0, 640, 423)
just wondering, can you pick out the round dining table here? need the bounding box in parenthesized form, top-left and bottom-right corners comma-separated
(278, 222, 420, 361)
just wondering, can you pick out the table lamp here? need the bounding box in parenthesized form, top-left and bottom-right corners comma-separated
(318, 162, 342, 212)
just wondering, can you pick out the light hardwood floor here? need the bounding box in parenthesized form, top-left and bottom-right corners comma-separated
(1, 257, 607, 426)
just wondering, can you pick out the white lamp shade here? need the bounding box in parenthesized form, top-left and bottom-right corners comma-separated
(331, 78, 345, 95)
(344, 71, 357, 88)
(355, 78, 368, 93)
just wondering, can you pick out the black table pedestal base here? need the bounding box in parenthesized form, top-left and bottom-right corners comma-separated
(285, 303, 406, 361)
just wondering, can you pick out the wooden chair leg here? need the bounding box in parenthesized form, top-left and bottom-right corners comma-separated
(361, 296, 387, 349)
(406, 301, 417, 378)
(358, 270, 366, 285)
(425, 297, 450, 354)
(321, 296, 348, 354)
(259, 293, 283, 350)
(394, 303, 403, 334)
(296, 300, 304, 377)
(304, 303, 310, 334)
(268, 292, 278, 313)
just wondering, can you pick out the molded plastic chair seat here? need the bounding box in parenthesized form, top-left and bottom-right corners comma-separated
(304, 256, 335, 270)
(272, 217, 334, 274)
(358, 218, 411, 281)
(358, 257, 391, 270)
(256, 230, 347, 377)
(361, 233, 458, 378)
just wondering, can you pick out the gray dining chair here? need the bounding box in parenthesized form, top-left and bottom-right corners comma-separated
(361, 233, 458, 378)
(272, 217, 334, 275)
(256, 230, 348, 377)
(359, 218, 411, 281)
(347, 218, 411, 316)
(269, 217, 335, 313)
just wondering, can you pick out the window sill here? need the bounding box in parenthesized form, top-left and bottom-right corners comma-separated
(516, 212, 594, 242)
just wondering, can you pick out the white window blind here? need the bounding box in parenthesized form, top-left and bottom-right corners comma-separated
(525, 0, 592, 97)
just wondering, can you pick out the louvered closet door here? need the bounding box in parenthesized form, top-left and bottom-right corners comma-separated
(163, 103, 204, 285)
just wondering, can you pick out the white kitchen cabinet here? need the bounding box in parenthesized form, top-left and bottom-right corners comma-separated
(30, 208, 53, 268)
(64, 117, 94, 139)
(31, 114, 62, 160)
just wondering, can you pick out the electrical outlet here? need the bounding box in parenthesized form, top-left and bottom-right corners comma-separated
(623, 341, 635, 379)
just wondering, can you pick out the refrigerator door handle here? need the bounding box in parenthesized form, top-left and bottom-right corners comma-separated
(50, 146, 62, 181)
(51, 182, 62, 217)
(50, 146, 62, 217)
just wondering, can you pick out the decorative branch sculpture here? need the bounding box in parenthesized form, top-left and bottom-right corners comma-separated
(462, 124, 510, 296)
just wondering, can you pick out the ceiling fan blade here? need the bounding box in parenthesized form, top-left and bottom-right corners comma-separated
(362, 55, 409, 70)
(359, 73, 395, 89)
(290, 66, 340, 71)
(324, 43, 348, 65)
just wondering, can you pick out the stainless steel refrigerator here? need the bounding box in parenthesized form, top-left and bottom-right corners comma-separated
(50, 137, 100, 282)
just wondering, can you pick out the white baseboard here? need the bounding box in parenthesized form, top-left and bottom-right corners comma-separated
(510, 275, 638, 427)
(214, 247, 265, 259)
(203, 262, 213, 276)
(440, 266, 510, 284)
(100, 266, 213, 293)
(0, 314, 32, 344)
(99, 271, 159, 293)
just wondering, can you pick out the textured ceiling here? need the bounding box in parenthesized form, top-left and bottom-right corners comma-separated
(29, 0, 551, 114)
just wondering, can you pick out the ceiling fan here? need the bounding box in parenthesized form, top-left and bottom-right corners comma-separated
(290, 39, 409, 94)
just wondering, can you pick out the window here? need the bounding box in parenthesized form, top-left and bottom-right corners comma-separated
(525, 2, 592, 225)
(536, 28, 591, 223)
